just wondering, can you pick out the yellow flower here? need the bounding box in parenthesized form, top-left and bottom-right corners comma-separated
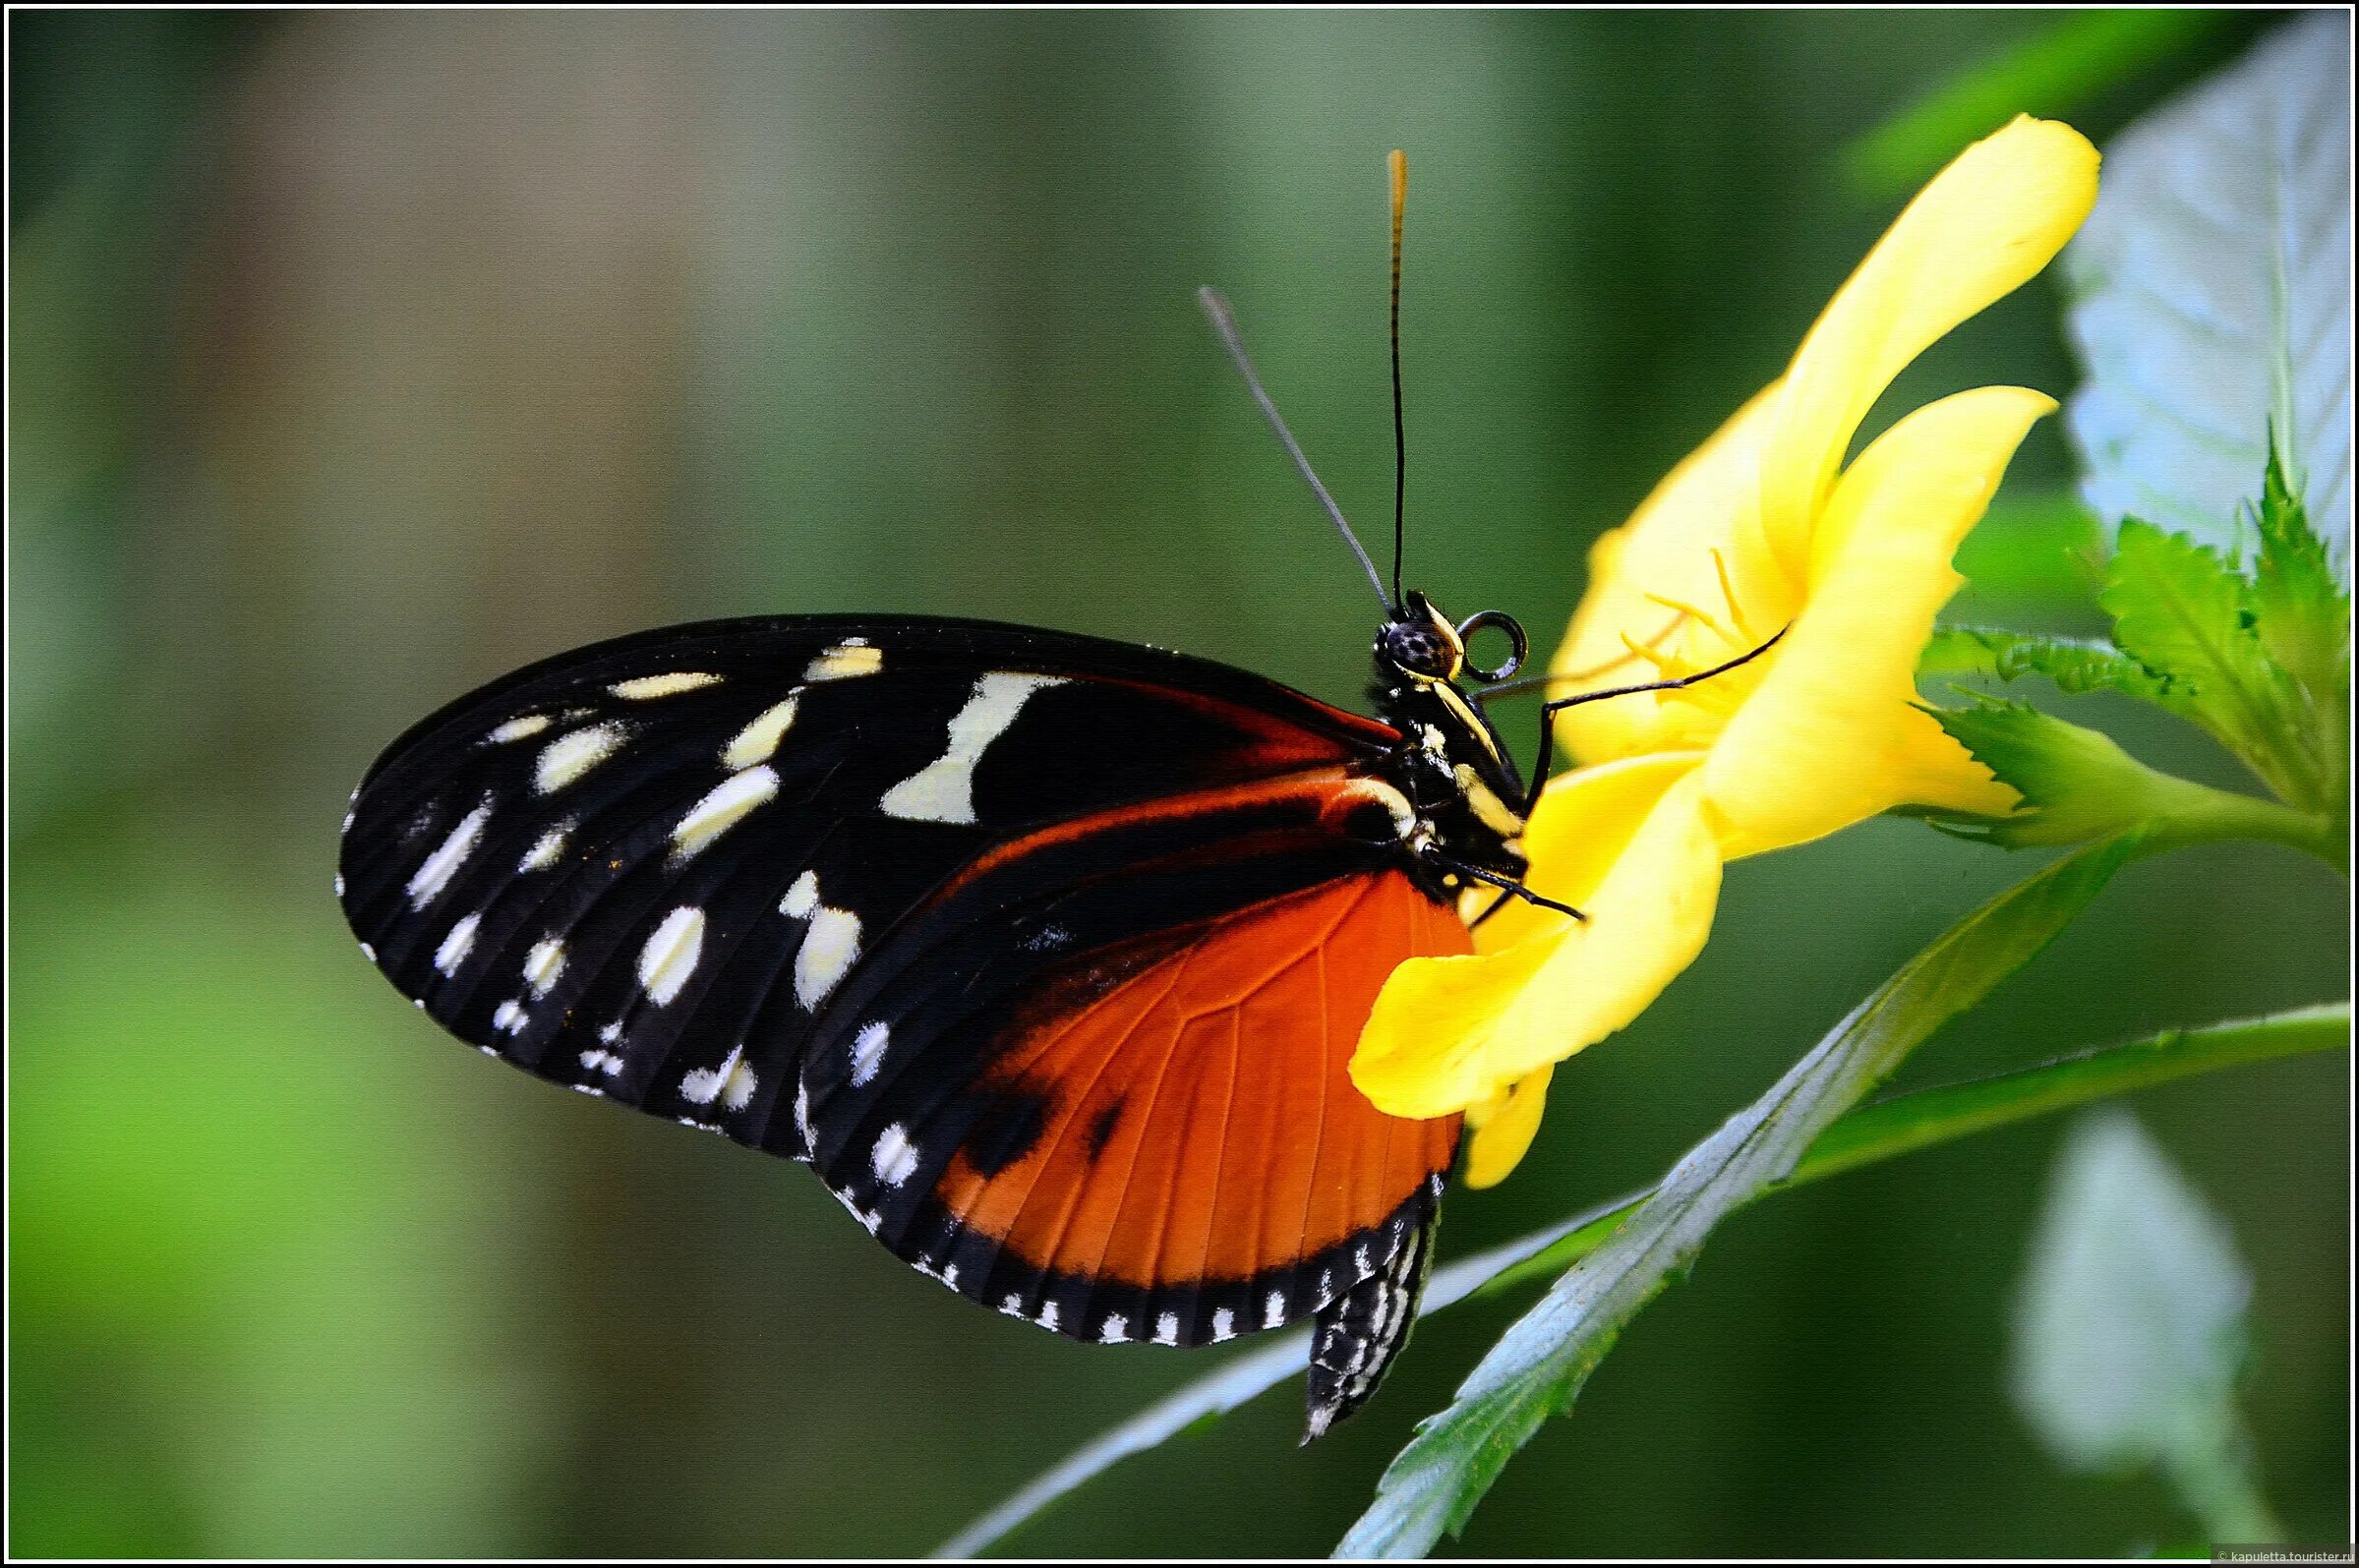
(1352, 115, 2100, 1188)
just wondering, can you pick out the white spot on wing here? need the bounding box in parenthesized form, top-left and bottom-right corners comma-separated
(598, 1020, 622, 1046)
(408, 802, 491, 908)
(780, 869, 819, 918)
(723, 694, 800, 770)
(1153, 1311, 1179, 1346)
(487, 714, 552, 744)
(434, 912, 482, 976)
(804, 640, 883, 681)
(671, 765, 779, 858)
(579, 1048, 624, 1076)
(1265, 1291, 1286, 1329)
(795, 905, 862, 1011)
(523, 938, 566, 998)
(519, 821, 572, 872)
(878, 672, 1069, 825)
(850, 1020, 890, 1087)
(636, 906, 706, 1006)
(610, 671, 721, 700)
(1099, 1314, 1129, 1344)
(492, 999, 528, 1034)
(871, 1123, 919, 1186)
(680, 1045, 740, 1106)
(535, 723, 627, 794)
(1037, 1302, 1059, 1330)
(1211, 1307, 1236, 1342)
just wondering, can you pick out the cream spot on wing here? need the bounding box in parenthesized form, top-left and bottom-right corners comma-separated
(671, 765, 779, 858)
(523, 937, 566, 998)
(535, 723, 628, 794)
(780, 869, 820, 918)
(636, 906, 706, 1006)
(433, 912, 482, 976)
(407, 802, 492, 908)
(796, 905, 861, 1010)
(850, 1020, 890, 1087)
(610, 671, 722, 700)
(722, 1057, 758, 1112)
(878, 671, 1069, 825)
(487, 714, 552, 744)
(870, 1123, 919, 1187)
(804, 640, 883, 681)
(723, 694, 801, 770)
(518, 822, 572, 872)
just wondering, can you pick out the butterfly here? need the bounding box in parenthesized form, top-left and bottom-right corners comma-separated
(337, 157, 1633, 1439)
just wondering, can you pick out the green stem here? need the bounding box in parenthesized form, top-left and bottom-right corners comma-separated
(1474, 1004, 2347, 1302)
(2140, 774, 2346, 867)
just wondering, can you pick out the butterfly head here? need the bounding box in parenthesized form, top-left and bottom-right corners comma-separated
(1377, 592, 1527, 687)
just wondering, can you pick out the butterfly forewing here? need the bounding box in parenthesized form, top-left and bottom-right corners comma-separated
(339, 615, 1460, 1365)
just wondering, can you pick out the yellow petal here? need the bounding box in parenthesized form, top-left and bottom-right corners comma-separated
(1353, 766, 1719, 1120)
(1477, 749, 1709, 954)
(1756, 116, 2097, 577)
(1703, 385, 2051, 856)
(1550, 382, 1792, 768)
(1461, 1064, 1554, 1189)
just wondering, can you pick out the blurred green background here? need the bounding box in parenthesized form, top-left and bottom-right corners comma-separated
(10, 9, 2346, 1557)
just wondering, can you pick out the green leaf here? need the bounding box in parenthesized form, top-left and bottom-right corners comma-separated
(2063, 12, 2350, 573)
(1919, 627, 2177, 703)
(943, 1003, 2347, 1556)
(1931, 698, 2335, 857)
(2250, 445, 2349, 695)
(2012, 1111, 2281, 1542)
(1335, 838, 2142, 1558)
(1931, 701, 2176, 845)
(2098, 519, 2293, 793)
(1841, 12, 2224, 199)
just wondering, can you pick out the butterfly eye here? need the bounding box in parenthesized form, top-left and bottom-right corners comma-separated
(1454, 610, 1528, 683)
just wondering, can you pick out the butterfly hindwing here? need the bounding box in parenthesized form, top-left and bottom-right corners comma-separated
(339, 613, 1461, 1375)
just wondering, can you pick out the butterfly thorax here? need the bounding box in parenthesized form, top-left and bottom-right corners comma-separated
(1369, 593, 1530, 907)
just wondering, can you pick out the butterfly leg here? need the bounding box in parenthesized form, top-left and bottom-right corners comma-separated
(1421, 847, 1585, 923)
(1514, 625, 1788, 816)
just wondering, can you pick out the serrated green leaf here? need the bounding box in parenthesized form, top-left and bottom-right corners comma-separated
(1335, 839, 2142, 1558)
(2063, 12, 2350, 575)
(1919, 627, 2178, 704)
(1931, 697, 2335, 856)
(2012, 1112, 2280, 1542)
(2250, 444, 2352, 709)
(2098, 520, 2295, 796)
(1931, 701, 2168, 846)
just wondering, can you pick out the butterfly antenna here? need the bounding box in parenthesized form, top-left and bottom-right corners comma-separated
(1198, 285, 1395, 613)
(1387, 148, 1407, 610)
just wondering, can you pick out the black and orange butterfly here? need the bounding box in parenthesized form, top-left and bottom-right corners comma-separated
(337, 158, 1718, 1437)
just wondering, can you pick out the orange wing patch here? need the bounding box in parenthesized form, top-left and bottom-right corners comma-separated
(931, 870, 1466, 1293)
